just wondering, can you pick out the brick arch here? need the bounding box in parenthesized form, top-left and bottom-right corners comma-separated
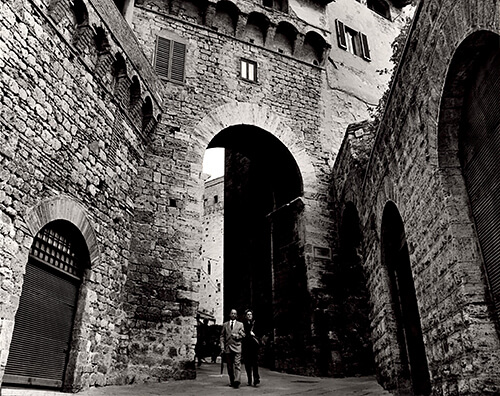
(24, 195, 100, 265)
(194, 101, 317, 193)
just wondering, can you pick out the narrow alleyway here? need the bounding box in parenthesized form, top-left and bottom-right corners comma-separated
(3, 363, 390, 396)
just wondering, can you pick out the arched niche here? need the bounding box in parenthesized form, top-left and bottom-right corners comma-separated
(438, 30, 500, 328)
(301, 31, 327, 66)
(245, 12, 270, 46)
(175, 0, 208, 25)
(272, 21, 297, 56)
(213, 0, 240, 36)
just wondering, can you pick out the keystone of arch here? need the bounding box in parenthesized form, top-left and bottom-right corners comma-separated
(24, 195, 100, 265)
(195, 101, 317, 193)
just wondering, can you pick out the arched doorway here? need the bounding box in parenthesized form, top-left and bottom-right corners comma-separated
(438, 31, 500, 327)
(381, 202, 430, 395)
(207, 124, 307, 368)
(4, 220, 89, 389)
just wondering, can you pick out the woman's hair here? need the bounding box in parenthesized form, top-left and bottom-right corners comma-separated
(245, 309, 253, 315)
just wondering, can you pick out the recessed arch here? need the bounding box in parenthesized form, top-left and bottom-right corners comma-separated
(142, 96, 154, 132)
(213, 0, 240, 35)
(175, 0, 208, 25)
(24, 195, 99, 265)
(71, 0, 89, 26)
(245, 12, 270, 46)
(272, 21, 298, 56)
(381, 201, 431, 396)
(333, 201, 374, 376)
(438, 30, 500, 326)
(94, 26, 111, 54)
(130, 75, 141, 107)
(5, 196, 98, 389)
(302, 31, 327, 66)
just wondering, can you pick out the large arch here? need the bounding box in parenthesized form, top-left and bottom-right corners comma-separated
(195, 102, 316, 371)
(194, 101, 316, 193)
(438, 31, 500, 328)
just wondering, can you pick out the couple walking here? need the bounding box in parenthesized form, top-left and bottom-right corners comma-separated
(220, 308, 260, 388)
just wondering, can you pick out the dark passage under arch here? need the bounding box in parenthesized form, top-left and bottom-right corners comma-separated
(208, 125, 307, 370)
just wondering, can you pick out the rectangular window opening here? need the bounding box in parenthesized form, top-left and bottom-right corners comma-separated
(336, 20, 371, 61)
(154, 35, 186, 84)
(240, 59, 257, 82)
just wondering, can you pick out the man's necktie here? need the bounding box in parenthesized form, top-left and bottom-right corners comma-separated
(231, 321, 233, 330)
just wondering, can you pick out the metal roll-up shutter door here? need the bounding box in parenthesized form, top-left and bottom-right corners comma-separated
(460, 50, 500, 321)
(4, 222, 84, 389)
(4, 261, 79, 388)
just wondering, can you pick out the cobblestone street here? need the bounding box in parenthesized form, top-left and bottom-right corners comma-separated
(3, 363, 390, 396)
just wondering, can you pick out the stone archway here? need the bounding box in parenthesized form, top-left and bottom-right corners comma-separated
(3, 196, 98, 391)
(194, 101, 317, 194)
(437, 31, 500, 329)
(381, 201, 430, 396)
(195, 103, 317, 372)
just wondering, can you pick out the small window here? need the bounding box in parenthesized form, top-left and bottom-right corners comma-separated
(214, 195, 219, 203)
(154, 35, 186, 84)
(240, 59, 257, 82)
(336, 20, 371, 61)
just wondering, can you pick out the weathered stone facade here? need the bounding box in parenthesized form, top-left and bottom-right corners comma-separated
(199, 176, 224, 324)
(333, 1, 500, 395)
(8, 0, 487, 394)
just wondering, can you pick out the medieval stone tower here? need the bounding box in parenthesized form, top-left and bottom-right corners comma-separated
(6, 1, 500, 396)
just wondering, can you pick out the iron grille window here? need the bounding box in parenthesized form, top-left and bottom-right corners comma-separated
(240, 59, 257, 82)
(30, 225, 83, 278)
(154, 35, 186, 84)
(336, 20, 371, 61)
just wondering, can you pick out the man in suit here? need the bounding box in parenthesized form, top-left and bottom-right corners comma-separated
(220, 308, 245, 388)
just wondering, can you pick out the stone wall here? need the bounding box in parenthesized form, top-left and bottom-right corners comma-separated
(333, 1, 500, 394)
(0, 0, 413, 391)
(200, 176, 224, 324)
(0, 0, 163, 390)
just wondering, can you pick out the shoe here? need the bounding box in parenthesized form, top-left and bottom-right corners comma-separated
(233, 381, 240, 388)
(254, 379, 260, 386)
(247, 382, 252, 386)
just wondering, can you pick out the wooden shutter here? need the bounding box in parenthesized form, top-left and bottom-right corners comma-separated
(154, 36, 171, 80)
(460, 51, 500, 322)
(154, 36, 186, 83)
(336, 20, 347, 50)
(360, 33, 371, 61)
(171, 41, 186, 83)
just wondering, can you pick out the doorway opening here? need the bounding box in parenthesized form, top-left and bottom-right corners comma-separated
(200, 124, 306, 370)
(4, 220, 89, 389)
(381, 202, 431, 395)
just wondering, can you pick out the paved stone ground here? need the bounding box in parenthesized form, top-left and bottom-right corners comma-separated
(3, 363, 391, 395)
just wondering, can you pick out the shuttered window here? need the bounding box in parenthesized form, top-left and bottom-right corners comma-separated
(335, 20, 371, 61)
(154, 35, 186, 84)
